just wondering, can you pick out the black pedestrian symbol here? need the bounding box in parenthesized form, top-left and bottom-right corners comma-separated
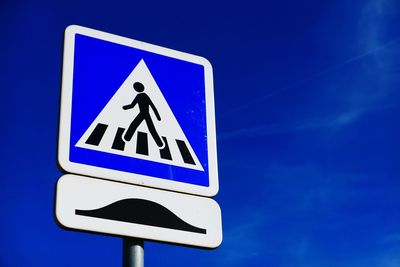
(123, 82, 164, 148)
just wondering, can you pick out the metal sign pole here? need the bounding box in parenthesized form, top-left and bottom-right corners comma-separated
(123, 238, 144, 267)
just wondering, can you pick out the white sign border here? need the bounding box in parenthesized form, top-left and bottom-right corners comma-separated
(58, 25, 218, 197)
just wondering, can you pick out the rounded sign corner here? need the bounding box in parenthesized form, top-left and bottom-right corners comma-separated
(65, 24, 79, 33)
(197, 56, 213, 72)
(64, 25, 84, 40)
(205, 183, 219, 198)
(57, 151, 72, 174)
(210, 235, 223, 249)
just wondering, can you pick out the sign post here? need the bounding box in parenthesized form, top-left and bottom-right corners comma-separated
(56, 25, 222, 265)
(123, 238, 144, 267)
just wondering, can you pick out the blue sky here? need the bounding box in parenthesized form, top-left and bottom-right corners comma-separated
(1, 0, 400, 266)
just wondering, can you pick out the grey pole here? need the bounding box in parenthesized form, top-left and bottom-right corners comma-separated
(123, 238, 144, 267)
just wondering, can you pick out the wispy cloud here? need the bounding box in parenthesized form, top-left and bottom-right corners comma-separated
(215, 1, 400, 266)
(219, 0, 399, 142)
(377, 250, 400, 267)
(381, 234, 400, 244)
(220, 0, 399, 140)
(358, 0, 398, 50)
(214, 210, 267, 266)
(220, 37, 399, 120)
(357, 0, 400, 95)
(218, 104, 393, 141)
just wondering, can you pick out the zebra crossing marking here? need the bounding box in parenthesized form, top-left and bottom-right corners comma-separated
(83, 123, 196, 167)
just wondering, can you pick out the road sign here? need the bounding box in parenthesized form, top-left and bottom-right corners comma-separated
(58, 25, 218, 197)
(56, 174, 222, 248)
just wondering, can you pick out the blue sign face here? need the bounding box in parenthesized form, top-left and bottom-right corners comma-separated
(59, 26, 218, 197)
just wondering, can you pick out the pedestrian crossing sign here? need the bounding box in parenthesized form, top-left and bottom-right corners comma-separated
(58, 25, 218, 197)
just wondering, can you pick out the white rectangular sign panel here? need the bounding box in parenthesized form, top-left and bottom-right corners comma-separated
(55, 174, 222, 248)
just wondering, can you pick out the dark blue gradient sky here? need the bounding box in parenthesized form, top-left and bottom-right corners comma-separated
(1, 0, 400, 266)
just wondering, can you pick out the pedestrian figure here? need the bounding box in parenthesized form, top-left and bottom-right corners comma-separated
(123, 82, 164, 148)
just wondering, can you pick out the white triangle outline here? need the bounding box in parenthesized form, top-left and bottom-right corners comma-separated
(75, 59, 204, 171)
